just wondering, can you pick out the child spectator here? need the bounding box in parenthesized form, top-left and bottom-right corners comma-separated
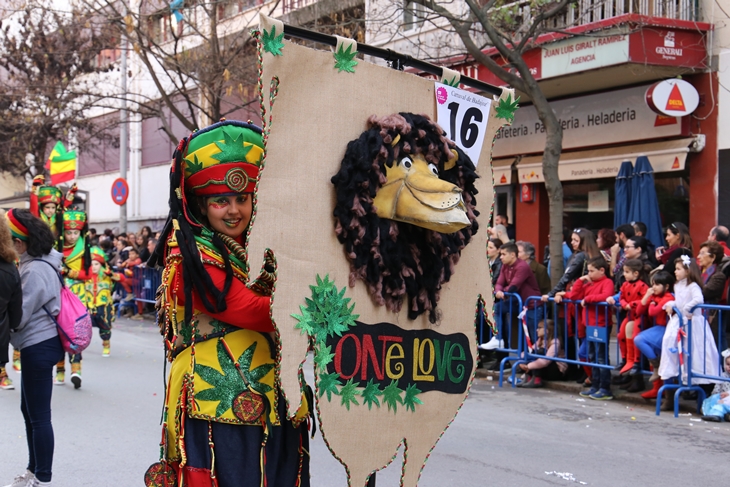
(120, 248, 142, 270)
(608, 259, 649, 378)
(701, 351, 730, 422)
(562, 257, 615, 400)
(658, 255, 720, 410)
(517, 320, 568, 388)
(634, 271, 675, 400)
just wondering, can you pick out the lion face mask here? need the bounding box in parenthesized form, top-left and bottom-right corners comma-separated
(373, 144, 469, 234)
(331, 112, 479, 323)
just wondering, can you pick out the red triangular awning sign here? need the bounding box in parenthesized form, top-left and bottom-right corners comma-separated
(500, 174, 507, 184)
(665, 83, 686, 112)
(671, 157, 680, 169)
(654, 114, 677, 127)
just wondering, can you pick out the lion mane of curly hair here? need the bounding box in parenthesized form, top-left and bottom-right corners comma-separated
(331, 112, 480, 323)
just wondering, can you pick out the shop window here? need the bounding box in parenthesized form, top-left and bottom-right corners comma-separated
(78, 113, 121, 176)
(403, 1, 426, 31)
(142, 96, 194, 167)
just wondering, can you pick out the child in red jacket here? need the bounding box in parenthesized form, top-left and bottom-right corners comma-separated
(612, 259, 649, 375)
(567, 257, 616, 400)
(634, 270, 675, 399)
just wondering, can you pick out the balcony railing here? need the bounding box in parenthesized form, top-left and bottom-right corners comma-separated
(282, 0, 320, 14)
(495, 0, 699, 33)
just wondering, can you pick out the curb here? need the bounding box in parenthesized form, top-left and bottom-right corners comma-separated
(475, 368, 701, 412)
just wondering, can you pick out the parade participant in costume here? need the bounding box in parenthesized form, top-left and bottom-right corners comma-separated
(86, 247, 123, 357)
(55, 209, 91, 388)
(145, 120, 310, 487)
(29, 175, 78, 250)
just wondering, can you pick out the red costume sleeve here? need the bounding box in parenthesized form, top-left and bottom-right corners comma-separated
(565, 278, 585, 301)
(174, 263, 274, 333)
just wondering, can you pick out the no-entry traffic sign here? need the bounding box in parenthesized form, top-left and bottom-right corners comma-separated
(111, 178, 129, 206)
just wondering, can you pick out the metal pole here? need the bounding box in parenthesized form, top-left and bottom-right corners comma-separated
(281, 24, 502, 96)
(119, 25, 128, 233)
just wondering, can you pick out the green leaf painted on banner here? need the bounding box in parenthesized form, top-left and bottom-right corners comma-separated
(262, 25, 285, 56)
(333, 43, 358, 73)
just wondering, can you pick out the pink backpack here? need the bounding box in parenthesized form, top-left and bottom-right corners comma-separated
(36, 260, 93, 355)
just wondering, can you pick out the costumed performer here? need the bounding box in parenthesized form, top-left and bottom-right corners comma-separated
(144, 120, 311, 487)
(86, 247, 124, 357)
(56, 209, 92, 389)
(29, 175, 78, 250)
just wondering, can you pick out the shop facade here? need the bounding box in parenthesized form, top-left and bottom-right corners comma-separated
(447, 16, 714, 257)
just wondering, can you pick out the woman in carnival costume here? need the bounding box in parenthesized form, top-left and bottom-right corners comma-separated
(86, 247, 124, 358)
(144, 120, 311, 487)
(55, 209, 92, 389)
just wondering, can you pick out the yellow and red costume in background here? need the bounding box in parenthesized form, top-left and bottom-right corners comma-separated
(29, 175, 77, 248)
(87, 247, 123, 355)
(145, 121, 310, 487)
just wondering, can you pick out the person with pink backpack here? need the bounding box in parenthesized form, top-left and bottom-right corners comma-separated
(4, 209, 64, 487)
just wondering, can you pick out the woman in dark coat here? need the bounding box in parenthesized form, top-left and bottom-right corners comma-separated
(0, 210, 22, 390)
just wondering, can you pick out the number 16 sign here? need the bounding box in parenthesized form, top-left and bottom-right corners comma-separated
(434, 82, 491, 167)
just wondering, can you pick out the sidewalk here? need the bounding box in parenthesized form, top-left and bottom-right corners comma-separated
(476, 367, 704, 413)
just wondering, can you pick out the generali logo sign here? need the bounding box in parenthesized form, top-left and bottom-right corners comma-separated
(655, 31, 684, 60)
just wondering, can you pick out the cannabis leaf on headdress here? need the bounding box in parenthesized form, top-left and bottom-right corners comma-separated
(442, 76, 459, 87)
(403, 383, 423, 412)
(262, 25, 285, 56)
(361, 379, 383, 410)
(292, 275, 359, 346)
(333, 43, 358, 73)
(194, 340, 274, 417)
(339, 378, 360, 410)
(313, 343, 336, 372)
(382, 380, 404, 413)
(318, 372, 341, 401)
(184, 153, 204, 176)
(212, 129, 253, 163)
(495, 93, 520, 123)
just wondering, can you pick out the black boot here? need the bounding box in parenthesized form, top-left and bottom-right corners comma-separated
(626, 374, 645, 393)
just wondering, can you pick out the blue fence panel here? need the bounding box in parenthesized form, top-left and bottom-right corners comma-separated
(479, 292, 525, 385)
(505, 297, 618, 388)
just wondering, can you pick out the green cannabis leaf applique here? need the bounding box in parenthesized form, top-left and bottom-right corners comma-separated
(382, 380, 404, 413)
(212, 129, 253, 163)
(361, 379, 383, 410)
(403, 383, 424, 412)
(194, 339, 274, 417)
(495, 93, 520, 123)
(333, 43, 358, 73)
(262, 25, 285, 56)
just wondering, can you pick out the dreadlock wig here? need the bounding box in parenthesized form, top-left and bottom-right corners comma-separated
(331, 112, 479, 323)
(151, 120, 265, 329)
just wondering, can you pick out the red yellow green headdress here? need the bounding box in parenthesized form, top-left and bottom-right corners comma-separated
(182, 120, 264, 197)
(90, 246, 106, 264)
(38, 186, 63, 207)
(5, 209, 29, 241)
(63, 209, 86, 230)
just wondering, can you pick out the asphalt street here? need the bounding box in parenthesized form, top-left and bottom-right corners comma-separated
(1, 316, 729, 487)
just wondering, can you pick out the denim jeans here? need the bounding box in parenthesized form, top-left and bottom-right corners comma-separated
(588, 339, 611, 391)
(20, 335, 64, 482)
(495, 296, 543, 349)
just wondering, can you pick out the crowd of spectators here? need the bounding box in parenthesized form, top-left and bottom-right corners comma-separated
(481, 214, 730, 415)
(90, 225, 160, 320)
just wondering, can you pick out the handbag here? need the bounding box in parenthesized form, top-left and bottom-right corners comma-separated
(34, 259, 93, 355)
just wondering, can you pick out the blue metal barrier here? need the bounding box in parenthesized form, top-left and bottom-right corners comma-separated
(132, 266, 160, 304)
(479, 292, 525, 385)
(113, 265, 161, 317)
(655, 307, 708, 417)
(506, 296, 618, 388)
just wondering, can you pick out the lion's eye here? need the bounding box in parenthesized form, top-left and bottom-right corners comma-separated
(428, 163, 439, 176)
(400, 157, 413, 169)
